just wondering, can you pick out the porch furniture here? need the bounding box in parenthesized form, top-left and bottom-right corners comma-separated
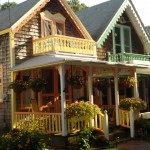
(32, 99, 40, 112)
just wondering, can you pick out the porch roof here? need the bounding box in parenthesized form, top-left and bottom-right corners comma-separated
(10, 55, 149, 72)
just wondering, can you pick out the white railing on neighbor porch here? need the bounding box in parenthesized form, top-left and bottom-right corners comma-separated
(14, 111, 109, 139)
(119, 108, 134, 138)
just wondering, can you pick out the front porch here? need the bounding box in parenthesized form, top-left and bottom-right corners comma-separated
(11, 59, 147, 139)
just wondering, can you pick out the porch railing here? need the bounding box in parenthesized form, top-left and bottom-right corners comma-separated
(101, 105, 116, 122)
(33, 35, 96, 56)
(67, 113, 104, 133)
(15, 112, 62, 133)
(118, 108, 134, 138)
(107, 52, 150, 62)
(14, 111, 109, 138)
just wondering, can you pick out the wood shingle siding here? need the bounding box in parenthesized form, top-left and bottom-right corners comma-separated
(0, 33, 11, 129)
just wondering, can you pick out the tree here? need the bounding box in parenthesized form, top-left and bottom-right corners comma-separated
(67, 0, 87, 12)
(0, 2, 17, 10)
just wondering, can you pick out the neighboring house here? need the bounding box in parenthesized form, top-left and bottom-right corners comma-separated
(77, 0, 150, 112)
(0, 0, 150, 139)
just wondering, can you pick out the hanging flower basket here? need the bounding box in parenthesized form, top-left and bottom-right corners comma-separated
(27, 77, 47, 93)
(93, 78, 110, 91)
(67, 75, 86, 89)
(119, 76, 137, 88)
(8, 80, 27, 94)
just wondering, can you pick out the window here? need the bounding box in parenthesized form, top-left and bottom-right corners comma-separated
(40, 11, 66, 37)
(43, 20, 52, 37)
(0, 65, 3, 101)
(113, 25, 131, 54)
(56, 22, 64, 35)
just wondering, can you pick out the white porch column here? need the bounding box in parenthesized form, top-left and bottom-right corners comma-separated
(58, 64, 67, 136)
(133, 69, 139, 98)
(107, 79, 112, 105)
(114, 68, 119, 125)
(88, 66, 93, 104)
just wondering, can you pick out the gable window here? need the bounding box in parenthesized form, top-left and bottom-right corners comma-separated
(43, 20, 52, 37)
(56, 22, 64, 35)
(113, 25, 131, 54)
(40, 11, 66, 37)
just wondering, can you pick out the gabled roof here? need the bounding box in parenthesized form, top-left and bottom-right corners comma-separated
(0, 0, 92, 40)
(77, 0, 124, 41)
(0, 0, 38, 31)
(77, 0, 150, 51)
(146, 26, 150, 34)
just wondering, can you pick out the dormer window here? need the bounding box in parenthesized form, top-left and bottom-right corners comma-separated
(40, 10, 66, 37)
(113, 24, 131, 54)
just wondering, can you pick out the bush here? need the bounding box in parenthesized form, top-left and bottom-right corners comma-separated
(0, 119, 51, 150)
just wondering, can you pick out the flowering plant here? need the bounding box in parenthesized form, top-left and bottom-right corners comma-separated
(65, 101, 100, 122)
(28, 77, 46, 92)
(93, 78, 110, 91)
(0, 119, 51, 150)
(119, 76, 136, 88)
(119, 97, 147, 111)
(67, 75, 86, 88)
(8, 80, 27, 93)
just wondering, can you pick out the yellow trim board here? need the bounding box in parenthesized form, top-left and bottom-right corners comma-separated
(0, 28, 10, 35)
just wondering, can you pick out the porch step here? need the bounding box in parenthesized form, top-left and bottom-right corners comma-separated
(109, 126, 130, 142)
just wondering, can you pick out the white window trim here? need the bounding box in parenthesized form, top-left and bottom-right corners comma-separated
(113, 24, 132, 54)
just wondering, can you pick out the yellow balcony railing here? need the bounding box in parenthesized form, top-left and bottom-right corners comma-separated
(33, 35, 96, 56)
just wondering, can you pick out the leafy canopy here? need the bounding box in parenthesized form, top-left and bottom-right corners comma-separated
(67, 0, 87, 12)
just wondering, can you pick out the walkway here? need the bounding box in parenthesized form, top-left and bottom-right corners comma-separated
(118, 139, 150, 150)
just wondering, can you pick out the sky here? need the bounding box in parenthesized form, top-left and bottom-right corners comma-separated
(1, 0, 150, 26)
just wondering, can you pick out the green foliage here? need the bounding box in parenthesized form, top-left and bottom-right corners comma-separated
(67, 75, 86, 87)
(0, 2, 17, 10)
(119, 97, 147, 111)
(28, 77, 47, 91)
(0, 117, 51, 150)
(77, 127, 93, 149)
(65, 101, 100, 122)
(0, 128, 51, 150)
(8, 80, 27, 92)
(67, 0, 87, 12)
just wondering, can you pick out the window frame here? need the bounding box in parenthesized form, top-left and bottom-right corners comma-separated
(40, 11, 66, 37)
(113, 24, 132, 54)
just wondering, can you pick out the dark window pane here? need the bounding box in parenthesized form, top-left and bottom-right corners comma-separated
(115, 27, 121, 44)
(42, 69, 54, 93)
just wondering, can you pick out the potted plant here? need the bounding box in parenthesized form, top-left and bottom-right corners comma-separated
(8, 80, 26, 93)
(67, 75, 86, 89)
(65, 101, 100, 122)
(27, 77, 46, 92)
(119, 97, 147, 120)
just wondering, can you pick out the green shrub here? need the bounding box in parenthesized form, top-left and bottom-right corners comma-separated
(0, 119, 51, 150)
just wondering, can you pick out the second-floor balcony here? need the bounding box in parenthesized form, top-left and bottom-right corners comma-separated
(33, 35, 96, 56)
(107, 52, 150, 65)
